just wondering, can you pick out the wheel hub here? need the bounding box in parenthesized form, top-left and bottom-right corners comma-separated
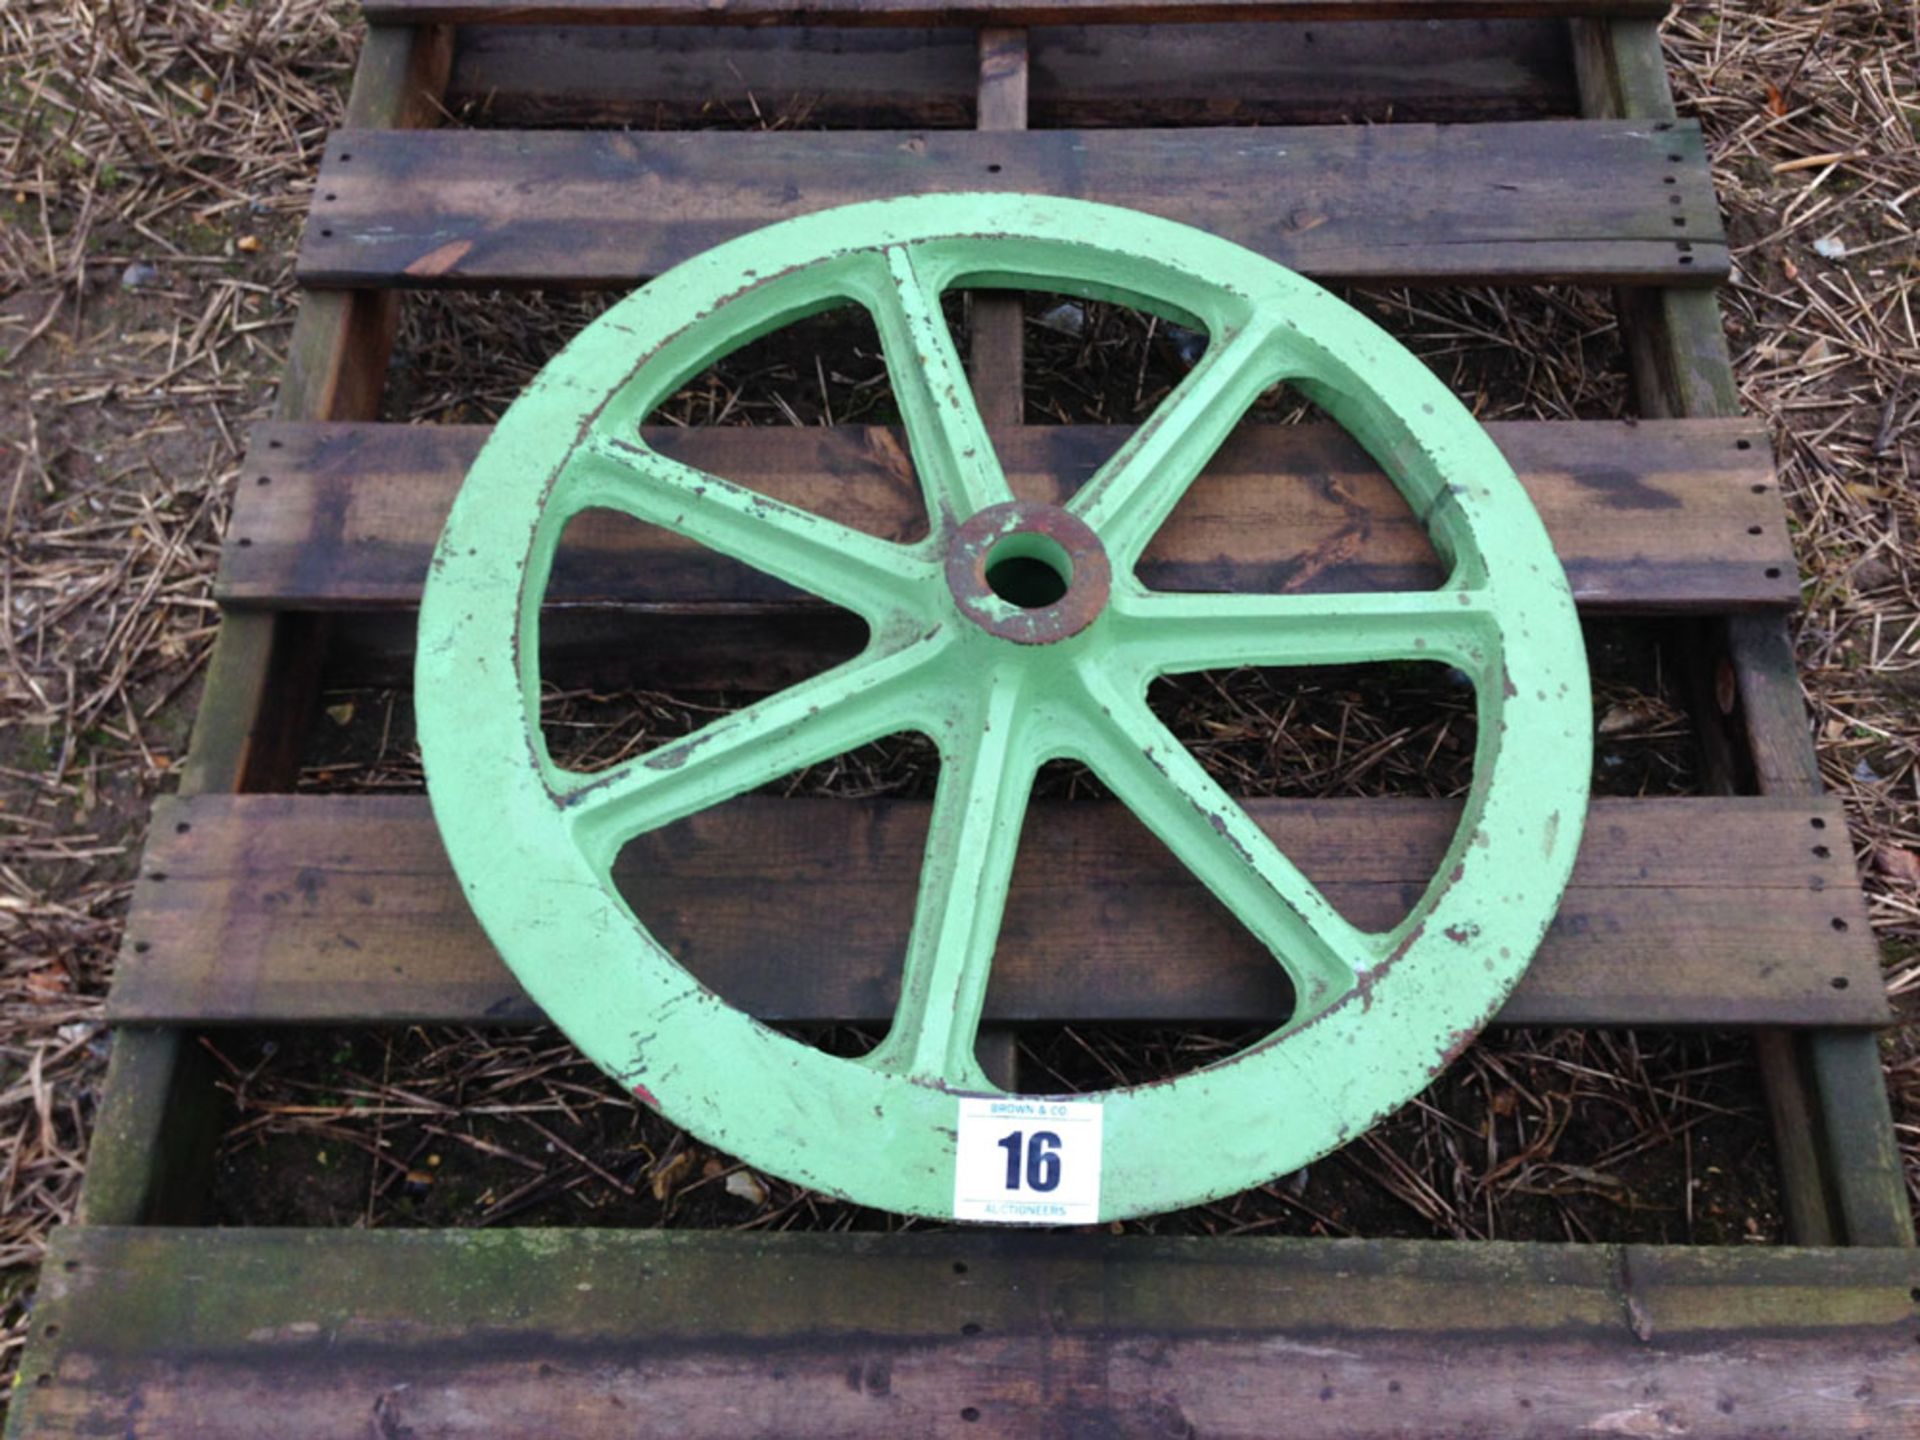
(946, 501, 1110, 644)
(416, 195, 1592, 1222)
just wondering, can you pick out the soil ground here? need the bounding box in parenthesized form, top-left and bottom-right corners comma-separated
(209, 1025, 1779, 1247)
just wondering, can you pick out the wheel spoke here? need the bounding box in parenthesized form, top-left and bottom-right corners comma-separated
(1070, 317, 1283, 569)
(866, 245, 1012, 524)
(865, 673, 1035, 1090)
(1074, 668, 1371, 1014)
(566, 431, 926, 621)
(1112, 588, 1500, 679)
(557, 636, 942, 868)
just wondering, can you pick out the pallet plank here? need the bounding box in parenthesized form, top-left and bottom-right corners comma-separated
(111, 793, 1888, 1028)
(298, 121, 1724, 289)
(222, 419, 1794, 611)
(374, 0, 1670, 25)
(969, 27, 1027, 429)
(448, 20, 1579, 128)
(12, 1226, 1918, 1439)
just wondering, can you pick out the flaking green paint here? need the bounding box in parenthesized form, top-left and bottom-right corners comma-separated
(417, 195, 1591, 1220)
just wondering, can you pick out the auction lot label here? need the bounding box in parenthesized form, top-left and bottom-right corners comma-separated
(952, 1097, 1103, 1224)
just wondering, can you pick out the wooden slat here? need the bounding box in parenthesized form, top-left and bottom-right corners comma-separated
(14, 1226, 1918, 1439)
(111, 792, 1888, 1028)
(449, 20, 1579, 129)
(222, 418, 1795, 611)
(969, 27, 1027, 430)
(1730, 615, 1915, 1250)
(298, 121, 1725, 289)
(1808, 1031, 1916, 1250)
(965, 29, 1030, 1091)
(71, 1028, 218, 1230)
(373, 0, 1670, 25)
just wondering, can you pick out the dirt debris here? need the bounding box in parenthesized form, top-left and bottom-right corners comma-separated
(1, 0, 354, 1393)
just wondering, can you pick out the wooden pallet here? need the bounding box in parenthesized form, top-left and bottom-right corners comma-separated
(11, 5, 1918, 1436)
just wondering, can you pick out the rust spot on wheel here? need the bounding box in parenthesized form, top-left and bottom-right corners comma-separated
(945, 501, 1111, 645)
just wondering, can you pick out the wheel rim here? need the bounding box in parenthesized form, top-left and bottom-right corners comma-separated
(417, 194, 1592, 1221)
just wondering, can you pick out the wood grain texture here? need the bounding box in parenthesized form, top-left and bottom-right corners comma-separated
(1728, 618, 1915, 1247)
(968, 27, 1027, 430)
(966, 26, 1029, 1089)
(220, 418, 1794, 610)
(69, 1029, 218, 1229)
(1809, 1033, 1918, 1249)
(1728, 612, 1820, 801)
(14, 1226, 1919, 1440)
(110, 792, 1888, 1028)
(447, 19, 1578, 129)
(373, 0, 1669, 25)
(297, 121, 1724, 289)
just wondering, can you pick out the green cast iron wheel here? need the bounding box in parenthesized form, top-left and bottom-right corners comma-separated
(417, 195, 1592, 1221)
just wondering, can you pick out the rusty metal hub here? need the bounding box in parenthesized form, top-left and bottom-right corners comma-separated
(947, 502, 1110, 644)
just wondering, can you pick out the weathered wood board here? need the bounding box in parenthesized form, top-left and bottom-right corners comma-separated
(14, 1226, 1919, 1439)
(112, 793, 1888, 1028)
(221, 418, 1794, 611)
(298, 121, 1725, 289)
(447, 19, 1579, 128)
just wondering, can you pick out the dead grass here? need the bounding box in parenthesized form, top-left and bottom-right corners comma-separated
(1, 0, 354, 1389)
(1664, 0, 1920, 1213)
(0, 0, 1914, 1409)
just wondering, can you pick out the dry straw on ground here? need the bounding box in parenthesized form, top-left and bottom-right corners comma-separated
(0, 0, 1916, 1408)
(1, 0, 356, 1386)
(1663, 0, 1920, 1181)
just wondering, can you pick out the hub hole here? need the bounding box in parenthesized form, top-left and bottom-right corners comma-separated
(985, 533, 1072, 609)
